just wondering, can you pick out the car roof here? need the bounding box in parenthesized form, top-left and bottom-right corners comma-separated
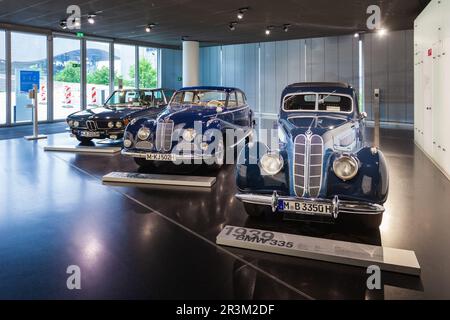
(282, 82, 355, 97)
(179, 86, 241, 93)
(286, 82, 352, 89)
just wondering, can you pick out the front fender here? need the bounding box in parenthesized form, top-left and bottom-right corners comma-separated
(326, 147, 389, 204)
(124, 118, 156, 140)
(236, 142, 289, 195)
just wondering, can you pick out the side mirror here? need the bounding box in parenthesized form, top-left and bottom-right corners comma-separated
(360, 112, 368, 119)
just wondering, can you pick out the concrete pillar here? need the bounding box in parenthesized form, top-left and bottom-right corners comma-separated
(182, 41, 199, 87)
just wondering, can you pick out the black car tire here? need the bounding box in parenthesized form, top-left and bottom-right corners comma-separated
(362, 213, 384, 230)
(134, 157, 153, 168)
(76, 136, 93, 144)
(243, 203, 272, 218)
(339, 212, 384, 230)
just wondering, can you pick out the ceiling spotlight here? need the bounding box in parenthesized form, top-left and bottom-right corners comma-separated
(283, 24, 291, 32)
(229, 22, 237, 31)
(59, 19, 67, 30)
(354, 33, 360, 38)
(87, 14, 96, 24)
(73, 18, 81, 28)
(145, 23, 156, 33)
(377, 28, 387, 37)
(237, 7, 248, 20)
(265, 26, 273, 36)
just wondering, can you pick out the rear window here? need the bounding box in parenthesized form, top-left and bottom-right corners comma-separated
(284, 93, 353, 113)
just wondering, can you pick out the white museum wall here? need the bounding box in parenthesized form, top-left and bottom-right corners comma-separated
(414, 0, 450, 177)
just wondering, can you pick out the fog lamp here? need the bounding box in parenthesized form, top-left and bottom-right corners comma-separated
(123, 139, 132, 148)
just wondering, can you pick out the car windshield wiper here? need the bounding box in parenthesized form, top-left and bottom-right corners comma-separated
(318, 90, 337, 105)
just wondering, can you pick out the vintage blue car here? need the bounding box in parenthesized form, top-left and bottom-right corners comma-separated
(235, 82, 389, 228)
(67, 88, 173, 143)
(122, 86, 255, 168)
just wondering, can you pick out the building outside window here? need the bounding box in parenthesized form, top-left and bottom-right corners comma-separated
(0, 31, 161, 125)
(138, 47, 158, 89)
(86, 40, 110, 107)
(114, 44, 135, 89)
(53, 37, 81, 120)
(0, 31, 5, 125)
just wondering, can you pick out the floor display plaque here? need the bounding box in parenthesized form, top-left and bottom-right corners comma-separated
(216, 225, 420, 276)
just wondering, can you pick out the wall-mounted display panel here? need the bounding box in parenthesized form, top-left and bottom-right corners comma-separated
(11, 32, 48, 123)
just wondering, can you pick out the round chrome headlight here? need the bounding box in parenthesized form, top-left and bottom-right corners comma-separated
(260, 153, 284, 175)
(123, 139, 132, 148)
(73, 121, 79, 128)
(182, 128, 197, 142)
(68, 120, 74, 127)
(137, 127, 150, 140)
(107, 121, 114, 128)
(333, 155, 359, 181)
(116, 121, 123, 129)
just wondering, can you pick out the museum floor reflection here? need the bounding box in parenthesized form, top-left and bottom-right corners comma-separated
(0, 118, 445, 299)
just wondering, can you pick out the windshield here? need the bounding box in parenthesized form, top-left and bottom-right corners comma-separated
(284, 93, 353, 113)
(170, 90, 227, 107)
(105, 90, 160, 108)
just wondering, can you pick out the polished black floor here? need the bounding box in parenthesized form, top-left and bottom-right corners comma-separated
(0, 122, 67, 140)
(0, 120, 448, 299)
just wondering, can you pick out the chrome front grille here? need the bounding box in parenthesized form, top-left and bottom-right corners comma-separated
(293, 133, 324, 198)
(86, 120, 97, 131)
(155, 120, 174, 152)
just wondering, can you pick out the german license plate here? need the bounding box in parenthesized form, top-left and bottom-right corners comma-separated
(80, 131, 100, 138)
(278, 200, 333, 216)
(145, 153, 176, 161)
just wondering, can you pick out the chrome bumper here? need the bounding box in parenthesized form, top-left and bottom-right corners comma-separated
(121, 149, 218, 161)
(235, 191, 385, 219)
